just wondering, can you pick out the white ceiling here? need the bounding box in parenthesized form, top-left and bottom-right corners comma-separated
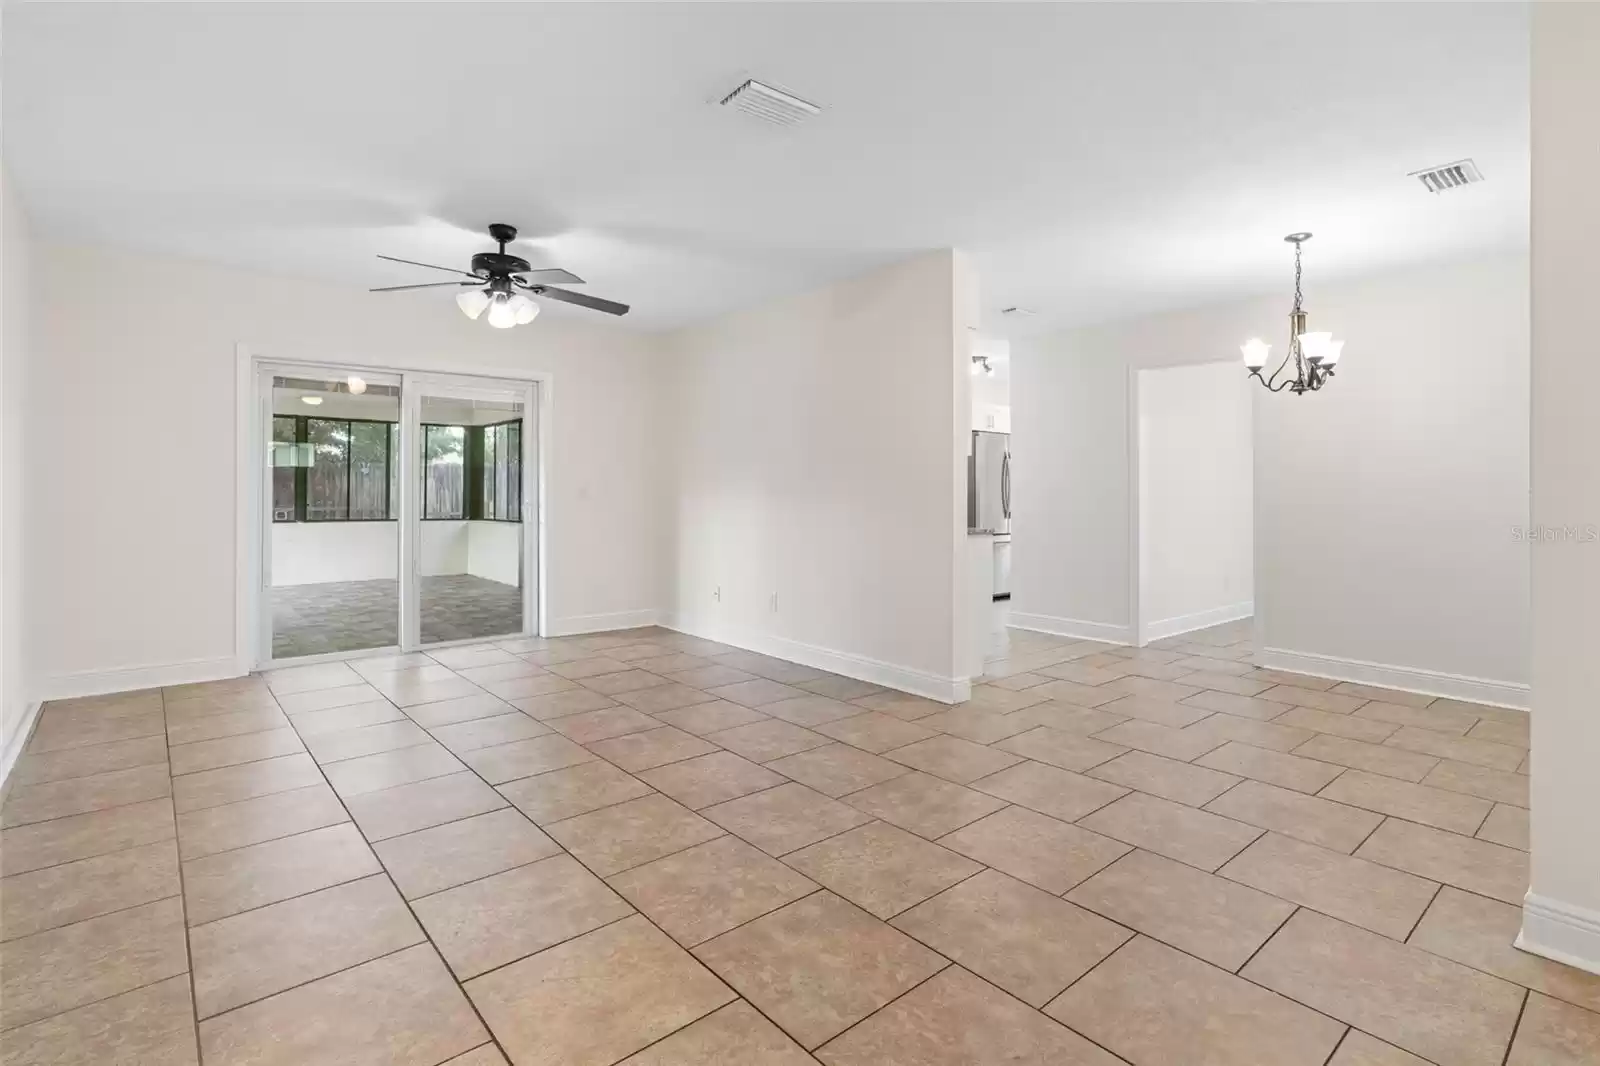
(3, 3, 1528, 334)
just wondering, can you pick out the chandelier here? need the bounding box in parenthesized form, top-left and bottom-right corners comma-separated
(1242, 233, 1344, 393)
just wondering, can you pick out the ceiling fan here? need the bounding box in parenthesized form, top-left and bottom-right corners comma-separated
(371, 222, 629, 327)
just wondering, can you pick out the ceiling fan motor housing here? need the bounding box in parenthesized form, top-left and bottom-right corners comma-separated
(469, 251, 533, 281)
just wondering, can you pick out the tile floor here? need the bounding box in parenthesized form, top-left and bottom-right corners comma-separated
(271, 574, 525, 658)
(3, 619, 1597, 1065)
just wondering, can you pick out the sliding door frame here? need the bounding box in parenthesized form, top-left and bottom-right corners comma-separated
(235, 345, 550, 674)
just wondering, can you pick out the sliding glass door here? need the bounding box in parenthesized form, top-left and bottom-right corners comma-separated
(257, 365, 538, 666)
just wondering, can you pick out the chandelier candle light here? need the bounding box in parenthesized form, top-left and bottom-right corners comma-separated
(1242, 233, 1344, 394)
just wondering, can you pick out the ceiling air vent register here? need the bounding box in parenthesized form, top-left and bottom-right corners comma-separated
(719, 78, 822, 127)
(1409, 159, 1485, 194)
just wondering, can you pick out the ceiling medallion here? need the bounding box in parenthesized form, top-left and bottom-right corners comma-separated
(1241, 233, 1344, 394)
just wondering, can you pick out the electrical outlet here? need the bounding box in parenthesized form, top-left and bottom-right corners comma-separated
(714, 585, 721, 603)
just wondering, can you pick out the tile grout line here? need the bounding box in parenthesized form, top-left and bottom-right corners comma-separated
(163, 686, 207, 1066)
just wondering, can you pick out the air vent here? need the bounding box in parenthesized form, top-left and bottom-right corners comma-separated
(719, 78, 822, 127)
(1409, 159, 1485, 194)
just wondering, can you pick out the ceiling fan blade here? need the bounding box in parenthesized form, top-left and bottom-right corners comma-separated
(528, 285, 630, 316)
(369, 280, 482, 292)
(375, 254, 482, 279)
(512, 267, 585, 285)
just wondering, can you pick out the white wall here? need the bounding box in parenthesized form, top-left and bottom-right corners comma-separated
(31, 242, 667, 696)
(1136, 362, 1252, 642)
(666, 251, 971, 699)
(271, 522, 397, 586)
(1014, 250, 1529, 700)
(1, 167, 36, 775)
(468, 521, 521, 587)
(1523, 1, 1600, 975)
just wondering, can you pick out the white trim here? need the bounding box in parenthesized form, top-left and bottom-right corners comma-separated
(1519, 893, 1600, 977)
(39, 656, 244, 703)
(664, 617, 970, 704)
(0, 699, 44, 794)
(1008, 611, 1133, 646)
(1126, 365, 1143, 647)
(1143, 601, 1255, 643)
(547, 610, 664, 638)
(1255, 646, 1530, 710)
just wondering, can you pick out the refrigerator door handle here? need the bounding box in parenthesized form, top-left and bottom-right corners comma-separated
(1001, 451, 1011, 520)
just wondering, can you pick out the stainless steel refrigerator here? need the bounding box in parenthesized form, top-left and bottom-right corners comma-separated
(968, 431, 1011, 535)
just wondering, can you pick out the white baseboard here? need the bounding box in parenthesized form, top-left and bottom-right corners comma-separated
(39, 656, 245, 703)
(1143, 601, 1254, 644)
(547, 610, 664, 638)
(664, 616, 969, 704)
(1255, 646, 1529, 710)
(0, 699, 45, 796)
(1519, 893, 1600, 977)
(1008, 611, 1132, 646)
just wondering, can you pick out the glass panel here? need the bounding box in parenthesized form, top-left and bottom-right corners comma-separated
(424, 425, 466, 520)
(271, 416, 297, 522)
(481, 423, 497, 519)
(507, 422, 521, 518)
(306, 419, 350, 521)
(349, 422, 389, 520)
(389, 423, 401, 519)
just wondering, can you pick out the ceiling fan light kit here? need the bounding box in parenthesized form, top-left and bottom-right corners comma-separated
(371, 223, 629, 326)
(1243, 232, 1344, 395)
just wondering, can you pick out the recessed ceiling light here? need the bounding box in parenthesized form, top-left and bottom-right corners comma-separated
(300, 396, 323, 406)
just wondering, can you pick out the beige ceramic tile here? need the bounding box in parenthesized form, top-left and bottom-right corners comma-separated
(1203, 779, 1382, 853)
(706, 678, 808, 707)
(299, 720, 430, 764)
(1, 838, 179, 941)
(414, 853, 634, 978)
(1179, 690, 1289, 722)
(441, 1045, 510, 1066)
(0, 797, 174, 875)
(1097, 694, 1211, 728)
(546, 705, 662, 743)
(546, 655, 634, 681)
(693, 892, 944, 1050)
(1422, 759, 1529, 807)
(1466, 716, 1530, 748)
(190, 874, 423, 1017)
(427, 712, 550, 754)
(497, 759, 654, 824)
(608, 835, 817, 947)
(578, 669, 671, 696)
(796, 675, 886, 701)
(1078, 791, 1262, 871)
(274, 682, 387, 716)
(1068, 848, 1294, 970)
(12, 735, 168, 786)
(616, 1000, 812, 1065)
(1384, 725, 1523, 771)
(654, 700, 768, 736)
(894, 868, 1131, 1007)
(850, 691, 948, 721)
(1179, 670, 1273, 697)
(460, 733, 596, 784)
(614, 683, 719, 714)
(1273, 706, 1400, 743)
(1250, 669, 1337, 691)
(546, 794, 723, 876)
(786, 821, 979, 919)
(1219, 831, 1436, 940)
(0, 974, 196, 1066)
(1355, 818, 1527, 904)
(1195, 741, 1344, 794)
(169, 728, 305, 776)
(765, 743, 907, 797)
(992, 727, 1123, 773)
(1506, 993, 1600, 1066)
(285, 699, 405, 736)
(587, 726, 721, 772)
(1182, 713, 1316, 753)
(198, 943, 486, 1066)
(323, 742, 465, 797)
(1087, 750, 1241, 806)
(4, 763, 173, 827)
(1293, 735, 1438, 782)
(1328, 1032, 1432, 1065)
(706, 719, 830, 762)
(969, 760, 1126, 822)
(1243, 909, 1524, 1066)
(917, 706, 1035, 744)
(1329, 682, 1435, 708)
(1258, 685, 1365, 713)
(941, 805, 1130, 893)
(812, 711, 936, 753)
(1093, 718, 1225, 761)
(25, 709, 166, 754)
(264, 661, 363, 695)
(1103, 676, 1203, 703)
(818, 964, 1124, 1066)
(1320, 769, 1493, 834)
(466, 914, 733, 1066)
(182, 822, 381, 925)
(1476, 803, 1529, 850)
(0, 897, 189, 1031)
(844, 771, 1007, 838)
(702, 782, 872, 855)
(165, 706, 290, 747)
(343, 771, 507, 841)
(760, 695, 867, 728)
(1410, 887, 1600, 1014)
(170, 753, 321, 814)
(375, 807, 560, 899)
(175, 784, 346, 860)
(507, 687, 615, 721)
(669, 665, 759, 690)
(1005, 701, 1127, 736)
(1355, 701, 1479, 736)
(1048, 935, 1345, 1066)
(636, 750, 786, 809)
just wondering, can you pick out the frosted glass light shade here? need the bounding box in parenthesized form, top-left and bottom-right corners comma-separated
(1299, 331, 1333, 363)
(457, 289, 491, 320)
(510, 293, 540, 325)
(486, 293, 517, 329)
(1241, 338, 1270, 369)
(1322, 339, 1345, 365)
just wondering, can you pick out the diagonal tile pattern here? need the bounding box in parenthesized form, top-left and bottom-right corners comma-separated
(1, 619, 1584, 1065)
